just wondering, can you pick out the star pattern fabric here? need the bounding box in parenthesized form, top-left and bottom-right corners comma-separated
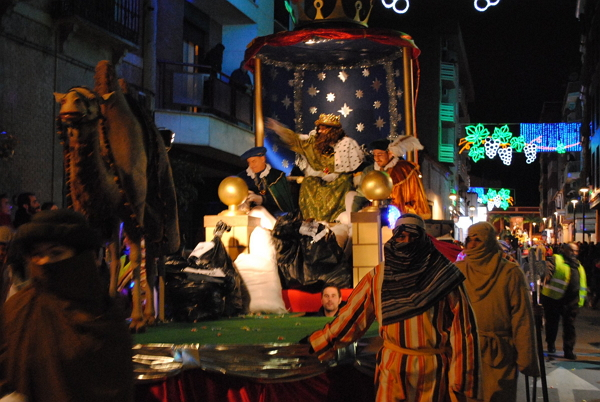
(262, 56, 406, 175)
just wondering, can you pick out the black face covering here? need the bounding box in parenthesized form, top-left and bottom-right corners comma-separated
(381, 225, 465, 326)
(29, 250, 106, 313)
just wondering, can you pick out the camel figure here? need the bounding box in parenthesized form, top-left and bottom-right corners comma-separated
(54, 60, 180, 332)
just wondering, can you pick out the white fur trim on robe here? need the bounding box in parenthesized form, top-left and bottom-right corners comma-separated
(334, 137, 364, 172)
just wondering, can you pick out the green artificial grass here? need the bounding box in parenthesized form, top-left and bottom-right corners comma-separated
(134, 314, 380, 345)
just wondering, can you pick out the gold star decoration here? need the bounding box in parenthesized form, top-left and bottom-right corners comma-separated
(282, 159, 289, 169)
(373, 101, 381, 109)
(271, 94, 278, 102)
(355, 89, 364, 99)
(288, 79, 294, 87)
(281, 95, 292, 109)
(272, 144, 279, 152)
(318, 72, 327, 81)
(362, 69, 370, 77)
(338, 71, 349, 82)
(338, 103, 353, 118)
(356, 123, 365, 132)
(395, 69, 401, 77)
(309, 106, 318, 114)
(307, 85, 320, 97)
(371, 78, 382, 92)
(326, 93, 336, 102)
(270, 69, 278, 80)
(397, 89, 404, 97)
(374, 116, 386, 129)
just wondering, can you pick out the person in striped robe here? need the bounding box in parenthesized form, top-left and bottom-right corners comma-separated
(308, 214, 482, 402)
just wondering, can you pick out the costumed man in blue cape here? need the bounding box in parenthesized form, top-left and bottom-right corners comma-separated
(237, 146, 295, 229)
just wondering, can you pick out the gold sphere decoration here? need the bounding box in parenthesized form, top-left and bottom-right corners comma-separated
(361, 170, 393, 200)
(218, 176, 248, 215)
(360, 170, 393, 212)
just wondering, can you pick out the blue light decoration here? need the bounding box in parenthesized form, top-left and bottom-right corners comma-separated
(459, 123, 582, 165)
(381, 0, 500, 14)
(520, 123, 581, 153)
(383, 204, 401, 228)
(468, 187, 514, 211)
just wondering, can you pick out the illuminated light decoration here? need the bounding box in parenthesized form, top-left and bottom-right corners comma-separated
(520, 123, 581, 153)
(382, 0, 410, 14)
(468, 187, 514, 211)
(383, 204, 401, 228)
(459, 124, 534, 165)
(380, 0, 499, 14)
(474, 0, 500, 12)
(459, 123, 583, 165)
(284, 0, 297, 24)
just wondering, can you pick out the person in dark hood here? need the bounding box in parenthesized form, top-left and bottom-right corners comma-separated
(0, 209, 134, 402)
(303, 214, 482, 401)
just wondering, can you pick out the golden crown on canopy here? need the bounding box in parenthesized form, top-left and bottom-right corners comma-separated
(293, 0, 374, 28)
(314, 113, 342, 127)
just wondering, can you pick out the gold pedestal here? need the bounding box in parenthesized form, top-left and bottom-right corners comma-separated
(204, 215, 260, 261)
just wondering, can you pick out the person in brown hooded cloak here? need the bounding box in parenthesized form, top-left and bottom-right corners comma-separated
(455, 221, 539, 402)
(0, 209, 134, 402)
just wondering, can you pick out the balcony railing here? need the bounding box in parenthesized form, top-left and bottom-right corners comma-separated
(157, 61, 253, 129)
(51, 0, 141, 44)
(440, 62, 457, 89)
(440, 103, 456, 125)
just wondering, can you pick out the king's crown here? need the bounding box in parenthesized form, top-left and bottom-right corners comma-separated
(293, 0, 373, 28)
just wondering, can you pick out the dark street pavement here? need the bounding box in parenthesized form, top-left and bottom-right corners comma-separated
(516, 306, 600, 402)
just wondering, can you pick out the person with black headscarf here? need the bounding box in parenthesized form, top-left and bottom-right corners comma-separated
(305, 214, 482, 402)
(455, 222, 539, 402)
(540, 242, 588, 360)
(0, 209, 134, 402)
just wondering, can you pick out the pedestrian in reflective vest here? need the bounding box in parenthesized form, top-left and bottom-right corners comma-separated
(541, 242, 588, 360)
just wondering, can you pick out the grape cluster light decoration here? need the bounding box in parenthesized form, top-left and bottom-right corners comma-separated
(469, 187, 514, 211)
(459, 124, 536, 165)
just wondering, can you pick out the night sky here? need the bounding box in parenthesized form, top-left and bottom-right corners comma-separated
(369, 0, 582, 206)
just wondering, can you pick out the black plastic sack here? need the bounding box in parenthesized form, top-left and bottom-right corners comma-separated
(164, 221, 247, 321)
(272, 211, 351, 292)
(164, 269, 229, 322)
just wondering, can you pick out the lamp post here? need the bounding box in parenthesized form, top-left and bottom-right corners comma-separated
(449, 192, 458, 221)
(579, 187, 588, 242)
(571, 199, 578, 242)
(469, 205, 476, 223)
(542, 217, 547, 230)
(553, 211, 558, 244)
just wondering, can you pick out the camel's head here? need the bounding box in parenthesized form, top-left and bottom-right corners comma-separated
(54, 87, 113, 126)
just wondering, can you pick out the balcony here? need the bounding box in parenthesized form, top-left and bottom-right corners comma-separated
(440, 62, 457, 89)
(51, 0, 140, 44)
(157, 61, 253, 130)
(440, 103, 456, 126)
(154, 61, 256, 158)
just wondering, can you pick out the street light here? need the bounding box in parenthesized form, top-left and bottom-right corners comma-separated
(542, 217, 547, 229)
(469, 205, 476, 223)
(579, 187, 589, 242)
(571, 199, 578, 242)
(553, 211, 558, 244)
